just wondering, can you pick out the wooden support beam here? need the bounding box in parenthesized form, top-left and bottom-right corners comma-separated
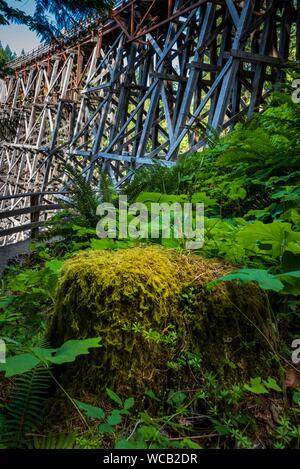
(223, 49, 284, 65)
(0, 0, 298, 245)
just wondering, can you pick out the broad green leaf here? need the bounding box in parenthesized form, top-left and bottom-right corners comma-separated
(0, 338, 102, 377)
(49, 338, 102, 364)
(106, 388, 123, 407)
(135, 192, 187, 204)
(263, 377, 282, 392)
(210, 269, 284, 292)
(161, 238, 182, 248)
(90, 238, 116, 250)
(237, 221, 292, 258)
(191, 192, 217, 207)
(228, 185, 247, 201)
(45, 259, 65, 274)
(98, 423, 115, 434)
(74, 400, 105, 420)
(167, 391, 187, 407)
(293, 392, 300, 405)
(244, 377, 268, 394)
(159, 194, 188, 203)
(0, 353, 40, 377)
(277, 270, 300, 295)
(245, 209, 270, 221)
(135, 192, 162, 204)
(115, 439, 136, 449)
(31, 347, 56, 362)
(212, 419, 230, 436)
(286, 242, 300, 255)
(107, 410, 122, 426)
(124, 397, 135, 410)
(278, 271, 300, 279)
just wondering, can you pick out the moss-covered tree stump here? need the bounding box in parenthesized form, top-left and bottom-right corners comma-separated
(47, 246, 279, 397)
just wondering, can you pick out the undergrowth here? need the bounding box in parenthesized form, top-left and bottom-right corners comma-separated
(0, 92, 300, 449)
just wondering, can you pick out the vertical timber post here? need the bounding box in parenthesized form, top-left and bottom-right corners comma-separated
(30, 193, 40, 240)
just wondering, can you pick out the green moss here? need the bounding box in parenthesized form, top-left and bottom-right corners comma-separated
(47, 246, 279, 397)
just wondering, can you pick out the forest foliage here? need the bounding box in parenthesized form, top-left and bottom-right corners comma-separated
(0, 0, 113, 43)
(0, 93, 300, 449)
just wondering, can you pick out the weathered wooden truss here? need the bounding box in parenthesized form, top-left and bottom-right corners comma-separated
(0, 0, 299, 244)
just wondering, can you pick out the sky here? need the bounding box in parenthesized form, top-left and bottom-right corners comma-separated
(0, 0, 41, 55)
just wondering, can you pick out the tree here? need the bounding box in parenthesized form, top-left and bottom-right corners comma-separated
(4, 45, 16, 61)
(0, 41, 17, 75)
(0, 0, 114, 42)
(0, 0, 33, 26)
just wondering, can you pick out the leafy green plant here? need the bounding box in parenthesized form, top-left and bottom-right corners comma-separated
(0, 366, 50, 448)
(0, 338, 102, 377)
(0, 338, 102, 448)
(209, 268, 284, 292)
(275, 416, 300, 448)
(210, 268, 300, 296)
(8, 260, 64, 301)
(244, 377, 282, 395)
(75, 388, 135, 436)
(1, 91, 300, 450)
(122, 322, 179, 349)
(167, 352, 202, 372)
(213, 419, 253, 449)
(0, 260, 65, 346)
(56, 164, 100, 228)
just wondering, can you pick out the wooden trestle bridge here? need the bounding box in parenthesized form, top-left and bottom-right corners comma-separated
(0, 0, 299, 245)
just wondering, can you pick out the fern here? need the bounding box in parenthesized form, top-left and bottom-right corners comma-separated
(53, 163, 100, 228)
(2, 366, 50, 448)
(99, 171, 116, 204)
(0, 414, 8, 448)
(124, 93, 300, 221)
(32, 432, 76, 449)
(64, 164, 100, 226)
(43, 163, 102, 243)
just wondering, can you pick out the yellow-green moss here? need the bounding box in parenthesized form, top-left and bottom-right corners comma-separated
(47, 246, 279, 397)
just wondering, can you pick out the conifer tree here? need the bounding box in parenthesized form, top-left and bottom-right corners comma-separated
(0, 0, 113, 41)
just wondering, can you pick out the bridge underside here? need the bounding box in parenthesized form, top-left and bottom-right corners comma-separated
(0, 0, 299, 244)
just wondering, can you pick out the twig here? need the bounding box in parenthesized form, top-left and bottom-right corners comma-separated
(170, 433, 218, 441)
(127, 419, 141, 440)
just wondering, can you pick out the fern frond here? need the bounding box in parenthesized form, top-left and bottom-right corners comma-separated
(3, 366, 50, 448)
(59, 163, 100, 228)
(0, 414, 8, 448)
(37, 338, 51, 349)
(32, 432, 76, 449)
(99, 171, 116, 204)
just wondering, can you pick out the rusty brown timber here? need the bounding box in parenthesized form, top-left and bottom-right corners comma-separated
(0, 0, 298, 244)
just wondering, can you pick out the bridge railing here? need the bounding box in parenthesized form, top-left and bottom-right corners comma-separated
(0, 192, 61, 244)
